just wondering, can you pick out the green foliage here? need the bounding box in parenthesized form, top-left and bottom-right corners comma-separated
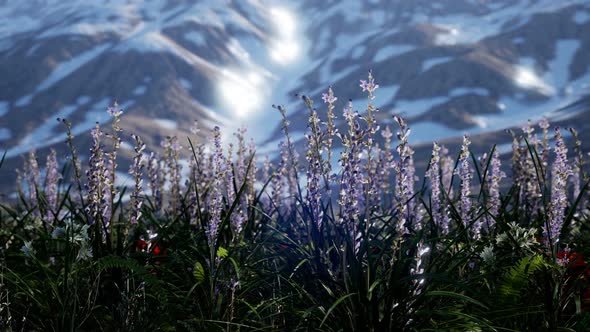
(499, 255, 546, 301)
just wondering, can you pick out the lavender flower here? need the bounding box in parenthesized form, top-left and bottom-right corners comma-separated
(105, 102, 124, 223)
(86, 123, 107, 225)
(545, 128, 570, 248)
(25, 151, 41, 216)
(360, 72, 381, 218)
(440, 146, 454, 232)
(225, 137, 246, 237)
(275, 105, 299, 204)
(128, 134, 145, 225)
(486, 150, 505, 229)
(458, 135, 473, 235)
(427, 142, 443, 232)
(440, 146, 454, 197)
(147, 152, 163, 212)
(272, 141, 288, 212)
(45, 149, 61, 223)
(162, 136, 183, 212)
(337, 102, 364, 227)
(246, 138, 257, 204)
(568, 127, 585, 206)
(519, 122, 541, 214)
(305, 104, 324, 227)
(359, 71, 379, 93)
(322, 87, 338, 180)
(393, 115, 414, 234)
(338, 119, 364, 245)
(380, 126, 394, 195)
(206, 126, 224, 245)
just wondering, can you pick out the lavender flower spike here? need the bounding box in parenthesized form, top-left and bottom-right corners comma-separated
(128, 135, 145, 225)
(206, 126, 224, 246)
(458, 135, 473, 234)
(427, 142, 443, 232)
(545, 128, 570, 248)
(45, 149, 61, 223)
(393, 115, 414, 234)
(486, 149, 505, 229)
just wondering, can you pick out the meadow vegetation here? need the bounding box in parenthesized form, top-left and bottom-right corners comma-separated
(1, 72, 589, 331)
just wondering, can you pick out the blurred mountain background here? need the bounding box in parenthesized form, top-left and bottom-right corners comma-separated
(1, 0, 589, 192)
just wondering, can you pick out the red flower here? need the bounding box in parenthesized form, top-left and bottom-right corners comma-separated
(153, 245, 161, 256)
(135, 240, 148, 253)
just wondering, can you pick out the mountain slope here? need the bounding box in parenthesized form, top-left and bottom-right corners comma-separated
(1, 0, 590, 193)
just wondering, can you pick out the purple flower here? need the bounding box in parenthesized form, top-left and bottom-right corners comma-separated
(128, 135, 145, 225)
(393, 115, 415, 234)
(486, 150, 505, 228)
(305, 107, 325, 228)
(359, 71, 379, 93)
(107, 102, 123, 117)
(25, 151, 41, 217)
(86, 123, 107, 225)
(337, 120, 364, 241)
(207, 126, 224, 246)
(323, 86, 338, 179)
(147, 152, 163, 212)
(163, 136, 183, 211)
(568, 127, 585, 208)
(322, 86, 338, 104)
(45, 149, 61, 223)
(427, 142, 443, 232)
(458, 135, 473, 235)
(545, 128, 570, 248)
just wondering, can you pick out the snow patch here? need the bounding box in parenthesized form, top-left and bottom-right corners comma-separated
(17, 104, 78, 153)
(120, 141, 134, 151)
(351, 45, 365, 59)
(393, 96, 449, 117)
(227, 38, 251, 63)
(0, 101, 9, 117)
(114, 171, 134, 189)
(376, 85, 400, 102)
(449, 87, 489, 97)
(37, 43, 112, 92)
(410, 122, 461, 145)
(15, 95, 33, 107)
(153, 118, 178, 130)
(0, 128, 11, 141)
(573, 11, 590, 24)
(179, 78, 192, 90)
(374, 45, 414, 62)
(184, 31, 206, 46)
(76, 96, 91, 105)
(513, 63, 555, 96)
(547, 39, 580, 92)
(422, 56, 452, 72)
(512, 37, 525, 44)
(133, 85, 147, 96)
(26, 44, 41, 57)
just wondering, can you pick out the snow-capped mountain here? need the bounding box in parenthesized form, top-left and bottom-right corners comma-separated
(1, 0, 590, 191)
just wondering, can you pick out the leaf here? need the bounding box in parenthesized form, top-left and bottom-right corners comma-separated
(216, 246, 228, 259)
(425, 290, 489, 310)
(499, 255, 546, 301)
(193, 261, 205, 283)
(319, 293, 356, 328)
